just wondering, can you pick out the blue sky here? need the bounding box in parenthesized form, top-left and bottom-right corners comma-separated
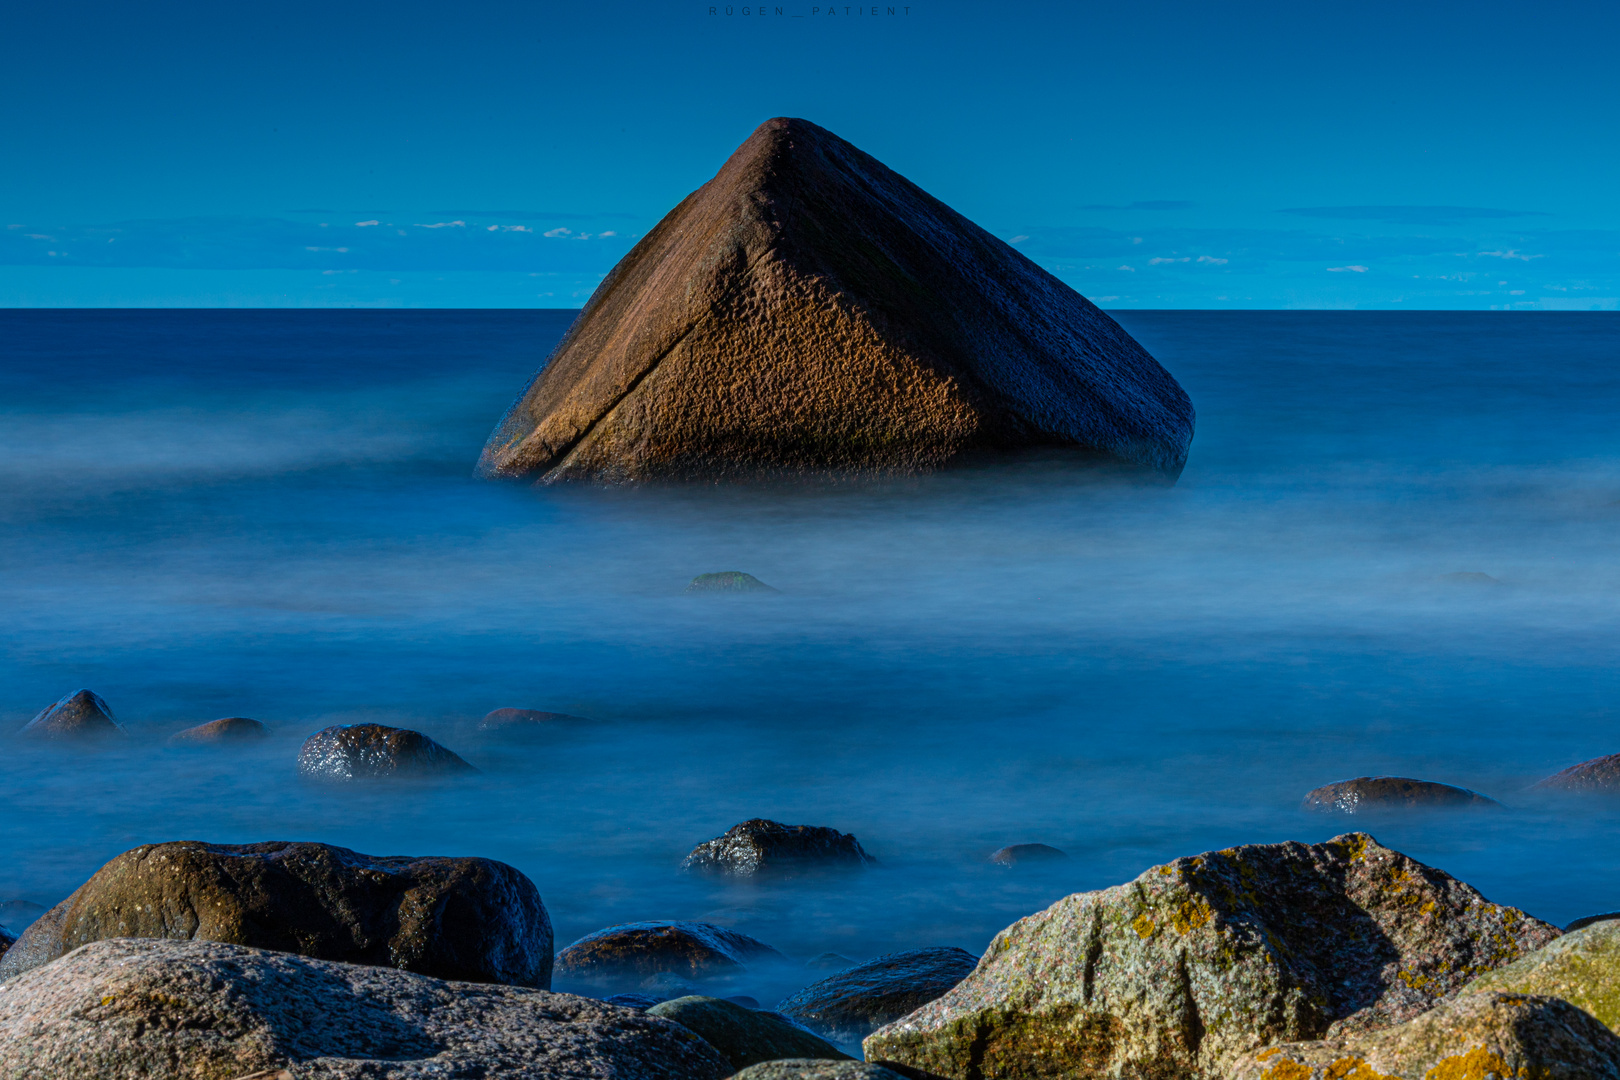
(3, 0, 1616, 309)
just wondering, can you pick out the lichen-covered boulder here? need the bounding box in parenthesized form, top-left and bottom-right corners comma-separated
(297, 722, 475, 780)
(554, 921, 785, 993)
(682, 819, 876, 876)
(169, 716, 269, 743)
(19, 689, 124, 741)
(647, 996, 848, 1071)
(862, 833, 1558, 1080)
(731, 1063, 908, 1080)
(1535, 753, 1620, 793)
(1227, 992, 1620, 1080)
(686, 571, 778, 593)
(0, 840, 551, 987)
(0, 938, 729, 1080)
(1462, 919, 1620, 1031)
(778, 947, 980, 1044)
(989, 843, 1068, 866)
(1301, 776, 1500, 814)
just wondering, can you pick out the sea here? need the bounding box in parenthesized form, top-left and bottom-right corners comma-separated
(3, 309, 1619, 1010)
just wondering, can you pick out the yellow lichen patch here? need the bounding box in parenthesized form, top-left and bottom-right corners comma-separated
(1398, 968, 1435, 991)
(100, 996, 115, 1006)
(1258, 1047, 1283, 1061)
(1172, 899, 1214, 934)
(1422, 1046, 1515, 1080)
(1331, 834, 1372, 862)
(1324, 1057, 1398, 1080)
(1261, 1060, 1315, 1080)
(1133, 914, 1156, 940)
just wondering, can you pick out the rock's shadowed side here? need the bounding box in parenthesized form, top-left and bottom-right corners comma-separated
(732, 1063, 908, 1080)
(20, 690, 124, 741)
(1301, 776, 1500, 814)
(298, 723, 475, 780)
(555, 921, 785, 991)
(777, 947, 981, 1045)
(0, 840, 552, 988)
(682, 819, 876, 876)
(1535, 753, 1620, 793)
(0, 938, 730, 1080)
(169, 716, 269, 743)
(478, 117, 1194, 485)
(863, 833, 1558, 1080)
(1463, 920, 1620, 1032)
(0, 925, 12, 960)
(647, 996, 849, 1071)
(1227, 992, 1620, 1080)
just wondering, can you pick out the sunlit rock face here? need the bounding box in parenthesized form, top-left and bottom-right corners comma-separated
(478, 117, 1194, 484)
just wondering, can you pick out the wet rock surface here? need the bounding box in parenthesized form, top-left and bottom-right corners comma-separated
(0, 840, 551, 987)
(476, 117, 1194, 485)
(1535, 752, 1620, 793)
(687, 571, 778, 593)
(646, 996, 848, 1071)
(1301, 775, 1500, 813)
(1463, 919, 1620, 1031)
(863, 833, 1557, 1080)
(682, 819, 876, 877)
(807, 952, 855, 971)
(731, 1062, 908, 1080)
(169, 716, 269, 743)
(19, 689, 124, 741)
(554, 920, 785, 992)
(989, 843, 1068, 866)
(297, 723, 475, 780)
(478, 707, 588, 732)
(0, 938, 729, 1080)
(778, 946, 980, 1045)
(1227, 992, 1620, 1080)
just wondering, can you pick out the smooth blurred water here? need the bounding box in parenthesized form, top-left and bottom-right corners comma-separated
(2, 309, 1619, 1006)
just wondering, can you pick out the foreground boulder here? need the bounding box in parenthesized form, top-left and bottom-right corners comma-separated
(0, 938, 728, 1080)
(1227, 992, 1620, 1080)
(863, 833, 1557, 1079)
(778, 946, 980, 1044)
(1301, 775, 1500, 813)
(19, 690, 124, 741)
(554, 921, 785, 992)
(647, 996, 847, 1070)
(1535, 753, 1620, 793)
(476, 117, 1194, 485)
(298, 722, 474, 780)
(0, 840, 551, 987)
(169, 715, 269, 743)
(683, 819, 876, 876)
(1463, 919, 1620, 1030)
(989, 843, 1068, 866)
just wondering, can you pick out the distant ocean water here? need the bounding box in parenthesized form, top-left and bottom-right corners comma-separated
(2, 309, 1619, 1008)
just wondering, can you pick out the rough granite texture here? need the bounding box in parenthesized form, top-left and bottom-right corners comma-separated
(0, 938, 729, 1080)
(682, 819, 876, 876)
(20, 689, 124, 740)
(0, 840, 551, 987)
(1226, 992, 1620, 1080)
(990, 844, 1069, 867)
(732, 1062, 908, 1080)
(169, 716, 269, 743)
(297, 723, 475, 780)
(1301, 777, 1501, 814)
(477, 117, 1195, 485)
(1535, 753, 1620, 793)
(863, 833, 1558, 1080)
(646, 996, 849, 1070)
(1463, 919, 1620, 1032)
(554, 920, 785, 991)
(778, 947, 981, 1044)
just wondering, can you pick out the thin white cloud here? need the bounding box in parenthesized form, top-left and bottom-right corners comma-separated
(1008, 235, 1029, 244)
(599, 230, 617, 237)
(1327, 265, 1369, 273)
(1478, 249, 1542, 261)
(487, 225, 534, 232)
(543, 227, 571, 237)
(1197, 255, 1228, 265)
(1118, 265, 1136, 272)
(1149, 256, 1190, 265)
(355, 220, 380, 227)
(305, 246, 351, 253)
(414, 221, 466, 229)
(25, 233, 53, 240)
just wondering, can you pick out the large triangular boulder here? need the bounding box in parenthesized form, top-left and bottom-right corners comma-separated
(479, 117, 1194, 484)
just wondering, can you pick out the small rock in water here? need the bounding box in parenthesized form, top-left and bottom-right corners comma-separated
(1534, 753, 1620, 793)
(168, 715, 269, 743)
(1439, 570, 1503, 585)
(647, 996, 849, 1071)
(682, 819, 876, 877)
(1301, 775, 1500, 813)
(686, 571, 779, 594)
(478, 707, 590, 732)
(1463, 919, 1620, 1030)
(777, 946, 980, 1045)
(0, 840, 552, 987)
(19, 689, 124, 741)
(0, 938, 731, 1080)
(731, 1063, 908, 1080)
(988, 842, 1068, 866)
(805, 952, 855, 971)
(553, 920, 785, 992)
(297, 722, 475, 780)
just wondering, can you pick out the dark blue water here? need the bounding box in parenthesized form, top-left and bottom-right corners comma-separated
(3, 309, 1619, 1008)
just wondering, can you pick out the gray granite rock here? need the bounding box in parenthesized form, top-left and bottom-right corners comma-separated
(297, 723, 475, 780)
(1536, 753, 1620, 793)
(554, 920, 783, 993)
(682, 819, 876, 877)
(730, 1061, 908, 1080)
(647, 995, 848, 1071)
(20, 690, 124, 741)
(778, 946, 980, 1044)
(1463, 919, 1620, 1031)
(0, 938, 729, 1080)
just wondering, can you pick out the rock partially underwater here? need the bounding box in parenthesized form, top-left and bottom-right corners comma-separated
(1536, 752, 1620, 793)
(683, 819, 876, 877)
(1301, 775, 1500, 814)
(169, 715, 269, 743)
(19, 689, 124, 741)
(478, 117, 1194, 485)
(297, 722, 475, 780)
(554, 920, 785, 993)
(777, 946, 980, 1045)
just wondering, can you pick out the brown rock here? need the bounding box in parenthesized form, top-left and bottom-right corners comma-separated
(1301, 775, 1500, 814)
(168, 716, 269, 743)
(297, 722, 475, 780)
(554, 921, 785, 993)
(477, 117, 1194, 485)
(777, 946, 980, 1045)
(988, 843, 1068, 866)
(1535, 753, 1620, 793)
(682, 819, 876, 877)
(478, 707, 590, 732)
(19, 689, 124, 741)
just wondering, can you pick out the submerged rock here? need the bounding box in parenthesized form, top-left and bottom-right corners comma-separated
(686, 571, 779, 594)
(19, 689, 124, 741)
(777, 946, 980, 1045)
(554, 920, 785, 991)
(806, 952, 855, 971)
(0, 938, 729, 1080)
(477, 117, 1194, 485)
(988, 842, 1068, 866)
(1535, 753, 1620, 793)
(0, 840, 551, 987)
(168, 715, 269, 743)
(1227, 992, 1620, 1080)
(682, 819, 876, 876)
(1463, 919, 1620, 1031)
(1301, 775, 1500, 813)
(862, 832, 1557, 1080)
(732, 1063, 907, 1080)
(478, 707, 589, 732)
(647, 996, 848, 1071)
(297, 722, 475, 780)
